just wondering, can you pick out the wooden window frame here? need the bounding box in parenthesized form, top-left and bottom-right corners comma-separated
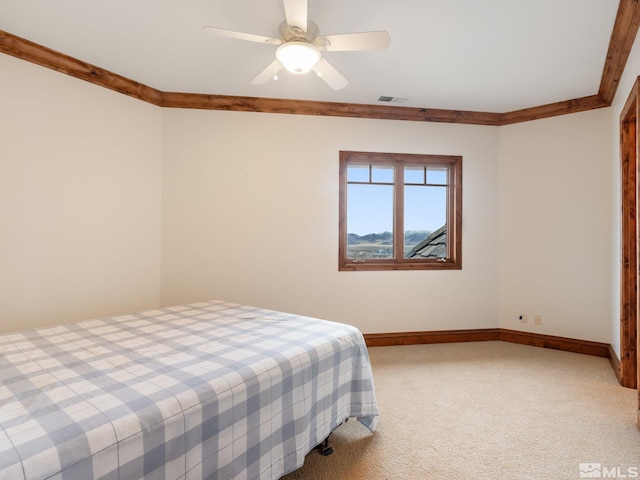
(339, 151, 462, 271)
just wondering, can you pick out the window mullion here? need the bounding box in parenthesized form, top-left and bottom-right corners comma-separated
(394, 162, 404, 263)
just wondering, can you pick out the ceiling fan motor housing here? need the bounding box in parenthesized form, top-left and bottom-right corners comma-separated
(279, 20, 320, 43)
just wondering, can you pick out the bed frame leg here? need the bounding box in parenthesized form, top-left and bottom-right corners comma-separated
(316, 420, 348, 456)
(318, 437, 334, 456)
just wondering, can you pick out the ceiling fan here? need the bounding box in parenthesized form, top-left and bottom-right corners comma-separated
(203, 0, 391, 90)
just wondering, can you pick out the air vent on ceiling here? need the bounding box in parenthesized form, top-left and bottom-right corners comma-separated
(377, 96, 410, 104)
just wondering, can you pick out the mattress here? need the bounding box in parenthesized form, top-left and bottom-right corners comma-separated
(0, 301, 379, 480)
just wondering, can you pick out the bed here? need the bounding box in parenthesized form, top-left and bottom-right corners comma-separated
(0, 300, 379, 480)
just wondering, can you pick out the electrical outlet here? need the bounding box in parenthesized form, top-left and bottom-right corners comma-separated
(518, 314, 528, 324)
(534, 315, 542, 325)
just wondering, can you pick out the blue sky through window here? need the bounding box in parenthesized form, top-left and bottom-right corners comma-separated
(347, 183, 447, 236)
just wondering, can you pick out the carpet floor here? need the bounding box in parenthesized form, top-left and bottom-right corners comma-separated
(281, 341, 640, 480)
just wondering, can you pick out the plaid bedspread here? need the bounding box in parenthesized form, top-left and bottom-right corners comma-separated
(0, 301, 379, 480)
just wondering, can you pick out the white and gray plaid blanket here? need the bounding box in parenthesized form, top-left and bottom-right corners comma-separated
(0, 301, 379, 480)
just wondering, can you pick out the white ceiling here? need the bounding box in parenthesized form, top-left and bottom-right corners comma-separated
(0, 0, 619, 113)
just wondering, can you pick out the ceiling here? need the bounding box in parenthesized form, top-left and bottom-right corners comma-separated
(0, 0, 623, 114)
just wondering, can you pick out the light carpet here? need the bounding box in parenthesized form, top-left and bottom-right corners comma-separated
(281, 341, 640, 480)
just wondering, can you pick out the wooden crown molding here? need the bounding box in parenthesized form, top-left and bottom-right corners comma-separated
(160, 91, 503, 125)
(0, 30, 163, 106)
(1, 0, 639, 125)
(599, 0, 640, 104)
(499, 95, 609, 126)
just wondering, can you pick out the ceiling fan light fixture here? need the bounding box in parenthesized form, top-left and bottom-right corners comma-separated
(276, 41, 321, 74)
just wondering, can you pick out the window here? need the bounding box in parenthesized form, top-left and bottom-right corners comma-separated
(339, 151, 462, 271)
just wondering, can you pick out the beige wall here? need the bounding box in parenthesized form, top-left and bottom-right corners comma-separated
(0, 48, 623, 343)
(0, 54, 163, 332)
(497, 109, 613, 342)
(161, 107, 614, 339)
(161, 109, 500, 334)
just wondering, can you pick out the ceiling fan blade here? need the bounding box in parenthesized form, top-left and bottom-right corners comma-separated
(251, 60, 283, 85)
(312, 58, 348, 90)
(316, 31, 391, 52)
(283, 0, 308, 33)
(203, 26, 282, 45)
